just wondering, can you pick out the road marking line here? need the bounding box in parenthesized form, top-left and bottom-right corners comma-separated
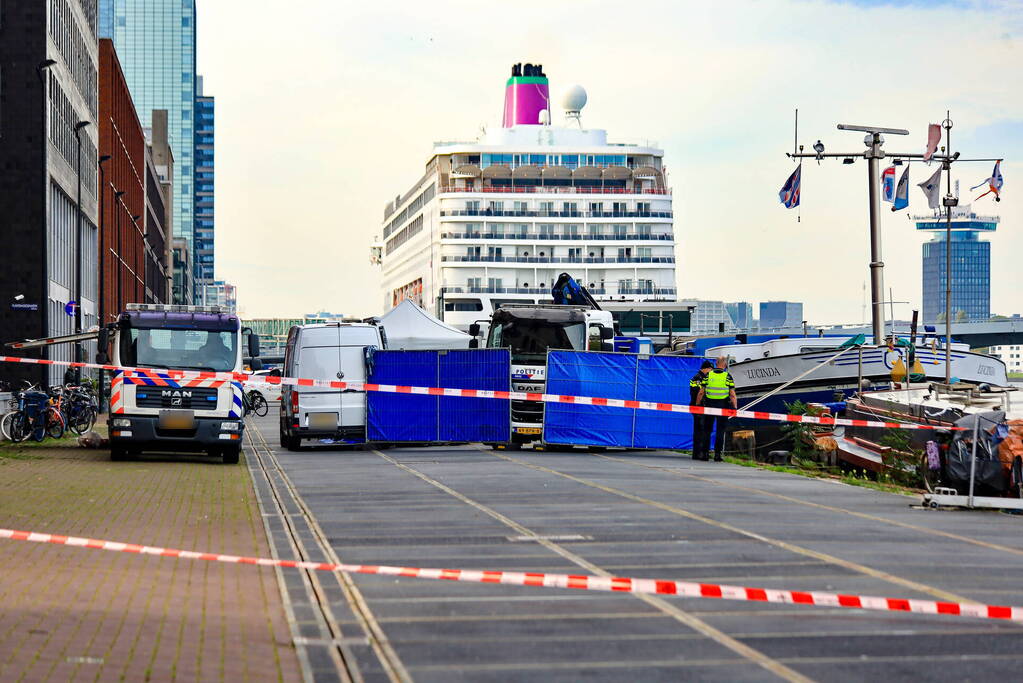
(372, 450, 815, 683)
(487, 450, 973, 605)
(597, 453, 1023, 559)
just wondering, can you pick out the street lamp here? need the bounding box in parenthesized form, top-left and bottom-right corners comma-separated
(97, 155, 111, 321)
(72, 120, 91, 383)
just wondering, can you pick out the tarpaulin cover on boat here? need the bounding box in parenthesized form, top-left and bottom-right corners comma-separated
(543, 351, 704, 449)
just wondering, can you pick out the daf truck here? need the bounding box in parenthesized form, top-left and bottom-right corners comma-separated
(469, 274, 615, 446)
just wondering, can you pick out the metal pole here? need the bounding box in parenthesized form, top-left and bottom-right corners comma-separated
(73, 122, 89, 384)
(943, 115, 953, 385)
(967, 413, 979, 507)
(97, 156, 109, 413)
(857, 345, 863, 394)
(866, 134, 885, 346)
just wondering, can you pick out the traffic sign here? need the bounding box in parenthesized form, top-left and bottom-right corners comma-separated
(65, 301, 78, 317)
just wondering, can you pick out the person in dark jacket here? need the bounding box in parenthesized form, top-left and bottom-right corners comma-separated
(689, 360, 713, 460)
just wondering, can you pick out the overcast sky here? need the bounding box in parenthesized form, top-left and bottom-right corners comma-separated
(195, 0, 1021, 324)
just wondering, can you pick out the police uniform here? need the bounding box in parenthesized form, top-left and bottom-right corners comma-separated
(689, 369, 709, 460)
(700, 368, 736, 461)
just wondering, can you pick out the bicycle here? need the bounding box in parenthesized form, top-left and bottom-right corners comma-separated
(243, 389, 268, 417)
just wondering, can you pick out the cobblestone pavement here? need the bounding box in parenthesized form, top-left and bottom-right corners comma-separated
(0, 433, 302, 682)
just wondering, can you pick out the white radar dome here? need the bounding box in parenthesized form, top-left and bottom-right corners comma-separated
(561, 84, 587, 113)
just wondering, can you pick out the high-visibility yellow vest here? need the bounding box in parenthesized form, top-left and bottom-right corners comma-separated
(704, 370, 731, 400)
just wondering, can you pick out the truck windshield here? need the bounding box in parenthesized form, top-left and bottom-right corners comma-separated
(120, 328, 237, 372)
(489, 321, 586, 358)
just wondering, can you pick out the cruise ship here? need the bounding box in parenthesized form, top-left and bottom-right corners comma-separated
(373, 62, 677, 329)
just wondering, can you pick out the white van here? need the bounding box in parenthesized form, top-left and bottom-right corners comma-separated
(279, 322, 384, 450)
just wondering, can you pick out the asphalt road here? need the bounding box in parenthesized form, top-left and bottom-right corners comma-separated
(245, 415, 1023, 683)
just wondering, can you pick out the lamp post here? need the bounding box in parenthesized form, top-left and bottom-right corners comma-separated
(72, 120, 91, 383)
(97, 155, 110, 413)
(34, 60, 56, 382)
(114, 190, 125, 314)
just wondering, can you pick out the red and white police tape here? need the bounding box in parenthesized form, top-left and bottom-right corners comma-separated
(0, 354, 953, 431)
(1, 526, 1017, 622)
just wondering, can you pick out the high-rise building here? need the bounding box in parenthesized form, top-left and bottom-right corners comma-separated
(203, 280, 236, 314)
(375, 63, 677, 329)
(916, 205, 997, 321)
(0, 1, 100, 385)
(759, 301, 803, 330)
(988, 344, 1023, 374)
(145, 109, 175, 304)
(172, 237, 193, 304)
(99, 0, 197, 299)
(690, 300, 734, 334)
(725, 301, 753, 330)
(194, 76, 215, 297)
(98, 38, 146, 319)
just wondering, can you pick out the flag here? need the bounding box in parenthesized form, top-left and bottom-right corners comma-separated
(892, 166, 910, 211)
(918, 167, 943, 209)
(881, 165, 896, 202)
(779, 165, 801, 209)
(970, 159, 1003, 202)
(923, 123, 941, 161)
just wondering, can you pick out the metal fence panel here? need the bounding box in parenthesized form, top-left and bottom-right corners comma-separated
(544, 351, 702, 450)
(367, 349, 510, 443)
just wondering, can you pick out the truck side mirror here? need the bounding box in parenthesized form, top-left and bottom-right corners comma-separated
(601, 341, 615, 352)
(468, 323, 481, 337)
(247, 332, 260, 358)
(249, 357, 264, 372)
(600, 326, 614, 340)
(468, 338, 479, 349)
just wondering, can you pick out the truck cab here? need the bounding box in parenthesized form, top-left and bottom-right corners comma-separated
(481, 304, 614, 444)
(106, 304, 254, 464)
(279, 322, 384, 450)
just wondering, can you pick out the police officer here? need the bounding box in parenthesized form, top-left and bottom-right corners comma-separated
(696, 356, 737, 462)
(689, 360, 713, 460)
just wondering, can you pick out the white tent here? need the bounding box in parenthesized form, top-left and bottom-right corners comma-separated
(378, 299, 471, 350)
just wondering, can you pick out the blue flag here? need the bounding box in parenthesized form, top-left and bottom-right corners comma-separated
(892, 166, 909, 211)
(779, 165, 801, 209)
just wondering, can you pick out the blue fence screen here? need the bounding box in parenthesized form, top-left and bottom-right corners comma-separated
(544, 351, 704, 450)
(367, 349, 511, 443)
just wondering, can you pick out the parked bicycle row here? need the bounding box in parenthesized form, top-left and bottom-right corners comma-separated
(0, 381, 98, 443)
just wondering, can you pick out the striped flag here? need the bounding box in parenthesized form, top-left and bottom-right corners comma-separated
(881, 166, 896, 203)
(971, 160, 1003, 202)
(892, 166, 910, 211)
(779, 165, 801, 209)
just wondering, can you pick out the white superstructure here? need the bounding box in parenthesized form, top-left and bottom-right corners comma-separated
(375, 64, 677, 329)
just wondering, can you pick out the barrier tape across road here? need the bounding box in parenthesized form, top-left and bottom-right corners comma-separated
(0, 527, 1017, 622)
(0, 354, 954, 431)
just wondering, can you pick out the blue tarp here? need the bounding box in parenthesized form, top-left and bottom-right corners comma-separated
(367, 349, 510, 442)
(544, 351, 704, 450)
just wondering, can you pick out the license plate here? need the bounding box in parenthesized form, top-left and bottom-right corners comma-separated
(515, 427, 542, 435)
(308, 413, 338, 430)
(158, 409, 196, 430)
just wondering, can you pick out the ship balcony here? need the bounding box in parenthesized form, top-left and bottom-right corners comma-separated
(439, 209, 672, 219)
(440, 231, 674, 241)
(440, 255, 675, 265)
(439, 285, 678, 297)
(438, 185, 670, 196)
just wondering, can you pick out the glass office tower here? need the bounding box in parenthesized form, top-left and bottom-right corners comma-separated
(195, 76, 215, 297)
(100, 0, 197, 300)
(917, 205, 997, 321)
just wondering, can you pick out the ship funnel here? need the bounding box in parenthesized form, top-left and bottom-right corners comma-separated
(503, 62, 550, 127)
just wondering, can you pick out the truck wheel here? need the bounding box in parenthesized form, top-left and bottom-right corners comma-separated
(285, 434, 302, 452)
(110, 446, 129, 462)
(222, 447, 240, 465)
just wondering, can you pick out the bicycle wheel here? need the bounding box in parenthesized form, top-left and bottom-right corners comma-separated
(45, 407, 66, 440)
(0, 412, 13, 441)
(9, 412, 31, 442)
(68, 405, 96, 435)
(252, 392, 268, 417)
